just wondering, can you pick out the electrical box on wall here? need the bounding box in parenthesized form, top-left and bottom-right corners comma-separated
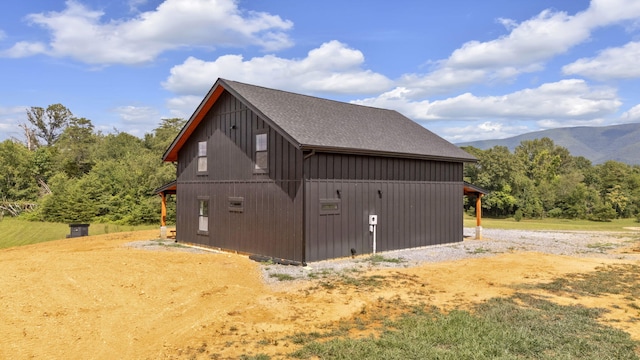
(369, 215, 378, 225)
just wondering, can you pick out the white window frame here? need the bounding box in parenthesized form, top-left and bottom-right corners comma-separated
(254, 132, 268, 173)
(198, 197, 209, 234)
(197, 141, 207, 174)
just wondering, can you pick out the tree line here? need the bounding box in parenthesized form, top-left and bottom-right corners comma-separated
(1, 104, 638, 224)
(0, 104, 184, 224)
(462, 138, 640, 222)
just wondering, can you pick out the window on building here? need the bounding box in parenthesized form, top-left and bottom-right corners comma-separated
(197, 141, 207, 173)
(255, 132, 267, 173)
(198, 198, 209, 234)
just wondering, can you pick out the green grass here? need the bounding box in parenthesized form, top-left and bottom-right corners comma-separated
(464, 214, 640, 232)
(0, 217, 158, 249)
(526, 264, 640, 298)
(364, 254, 406, 264)
(269, 273, 297, 281)
(291, 293, 640, 360)
(291, 265, 640, 359)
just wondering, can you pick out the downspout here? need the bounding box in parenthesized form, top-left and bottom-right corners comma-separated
(303, 149, 316, 160)
(301, 149, 316, 266)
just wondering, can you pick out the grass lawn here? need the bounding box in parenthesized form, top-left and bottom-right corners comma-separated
(0, 218, 159, 249)
(291, 293, 639, 360)
(464, 214, 640, 232)
(287, 264, 640, 360)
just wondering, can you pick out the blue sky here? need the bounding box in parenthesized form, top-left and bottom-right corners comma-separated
(1, 0, 640, 143)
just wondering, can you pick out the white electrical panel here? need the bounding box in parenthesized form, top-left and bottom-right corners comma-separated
(369, 215, 378, 225)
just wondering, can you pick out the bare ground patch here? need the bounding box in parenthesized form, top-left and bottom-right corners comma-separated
(0, 229, 638, 359)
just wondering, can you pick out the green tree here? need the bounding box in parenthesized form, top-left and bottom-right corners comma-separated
(463, 146, 518, 217)
(26, 104, 73, 147)
(54, 117, 97, 178)
(0, 140, 38, 201)
(144, 118, 186, 153)
(514, 138, 565, 186)
(39, 173, 98, 223)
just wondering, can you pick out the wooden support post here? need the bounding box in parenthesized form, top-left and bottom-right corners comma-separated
(161, 192, 167, 227)
(475, 194, 483, 239)
(160, 192, 167, 239)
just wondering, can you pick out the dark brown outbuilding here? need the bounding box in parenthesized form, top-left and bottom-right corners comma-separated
(162, 78, 477, 264)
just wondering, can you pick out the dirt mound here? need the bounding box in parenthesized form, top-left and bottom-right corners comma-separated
(0, 230, 638, 359)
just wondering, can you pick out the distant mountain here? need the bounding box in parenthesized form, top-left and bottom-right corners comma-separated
(456, 122, 640, 165)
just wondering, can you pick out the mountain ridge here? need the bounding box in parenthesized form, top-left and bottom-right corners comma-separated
(456, 122, 640, 165)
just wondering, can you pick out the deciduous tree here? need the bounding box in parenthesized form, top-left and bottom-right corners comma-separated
(26, 104, 73, 147)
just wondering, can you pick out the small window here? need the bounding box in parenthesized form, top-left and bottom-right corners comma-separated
(320, 199, 341, 215)
(228, 197, 244, 212)
(255, 133, 267, 173)
(197, 141, 207, 173)
(198, 198, 209, 234)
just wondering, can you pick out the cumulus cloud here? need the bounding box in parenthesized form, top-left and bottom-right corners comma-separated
(354, 79, 620, 122)
(563, 41, 640, 80)
(448, 10, 588, 70)
(440, 121, 532, 142)
(621, 103, 640, 122)
(162, 40, 393, 99)
(399, 0, 640, 97)
(1, 0, 293, 64)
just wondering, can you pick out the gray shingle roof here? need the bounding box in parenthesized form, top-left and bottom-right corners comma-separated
(221, 79, 475, 162)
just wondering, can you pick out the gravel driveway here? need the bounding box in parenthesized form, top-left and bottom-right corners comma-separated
(260, 227, 640, 284)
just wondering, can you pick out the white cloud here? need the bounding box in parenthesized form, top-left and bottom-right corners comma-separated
(2, 41, 48, 58)
(166, 95, 203, 119)
(163, 40, 393, 97)
(621, 104, 640, 122)
(108, 105, 161, 137)
(354, 79, 620, 122)
(2, 0, 293, 64)
(563, 41, 640, 80)
(535, 118, 606, 129)
(448, 10, 588, 70)
(582, 0, 640, 25)
(398, 0, 640, 97)
(0, 106, 28, 141)
(113, 105, 159, 124)
(440, 121, 532, 142)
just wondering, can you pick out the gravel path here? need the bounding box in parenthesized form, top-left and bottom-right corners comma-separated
(259, 228, 640, 284)
(124, 228, 640, 285)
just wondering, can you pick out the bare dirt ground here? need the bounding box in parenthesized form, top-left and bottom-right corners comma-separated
(1, 229, 639, 359)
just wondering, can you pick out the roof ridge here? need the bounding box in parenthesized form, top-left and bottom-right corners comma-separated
(221, 78, 398, 114)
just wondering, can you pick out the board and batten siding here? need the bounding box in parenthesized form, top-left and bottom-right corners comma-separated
(304, 153, 463, 262)
(176, 91, 305, 262)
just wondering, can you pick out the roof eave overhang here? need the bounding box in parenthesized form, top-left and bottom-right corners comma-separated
(300, 145, 477, 163)
(162, 81, 227, 162)
(464, 182, 488, 195)
(154, 180, 177, 194)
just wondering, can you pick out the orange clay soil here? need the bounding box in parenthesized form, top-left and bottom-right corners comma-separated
(0, 230, 638, 359)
